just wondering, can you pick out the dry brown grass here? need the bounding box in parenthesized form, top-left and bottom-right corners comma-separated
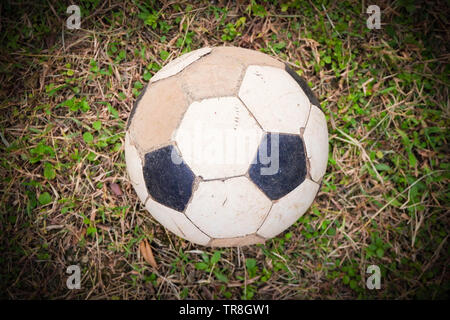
(0, 0, 449, 299)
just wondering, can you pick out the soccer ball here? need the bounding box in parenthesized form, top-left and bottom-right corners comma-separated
(125, 47, 328, 247)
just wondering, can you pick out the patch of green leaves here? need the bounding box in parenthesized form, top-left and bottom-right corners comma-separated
(194, 251, 228, 283)
(43, 162, 56, 180)
(38, 192, 52, 205)
(221, 17, 245, 42)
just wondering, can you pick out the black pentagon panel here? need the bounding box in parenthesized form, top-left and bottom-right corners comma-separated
(126, 83, 149, 130)
(284, 64, 321, 109)
(143, 145, 194, 212)
(249, 133, 307, 200)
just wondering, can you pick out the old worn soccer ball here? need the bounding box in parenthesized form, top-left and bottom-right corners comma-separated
(125, 46, 328, 247)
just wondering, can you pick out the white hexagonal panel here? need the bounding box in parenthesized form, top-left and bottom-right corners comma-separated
(175, 97, 263, 180)
(304, 105, 328, 182)
(257, 179, 319, 239)
(145, 198, 210, 246)
(238, 65, 311, 134)
(124, 132, 148, 204)
(150, 47, 212, 83)
(185, 176, 272, 238)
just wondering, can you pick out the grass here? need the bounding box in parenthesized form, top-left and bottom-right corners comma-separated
(0, 0, 449, 299)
